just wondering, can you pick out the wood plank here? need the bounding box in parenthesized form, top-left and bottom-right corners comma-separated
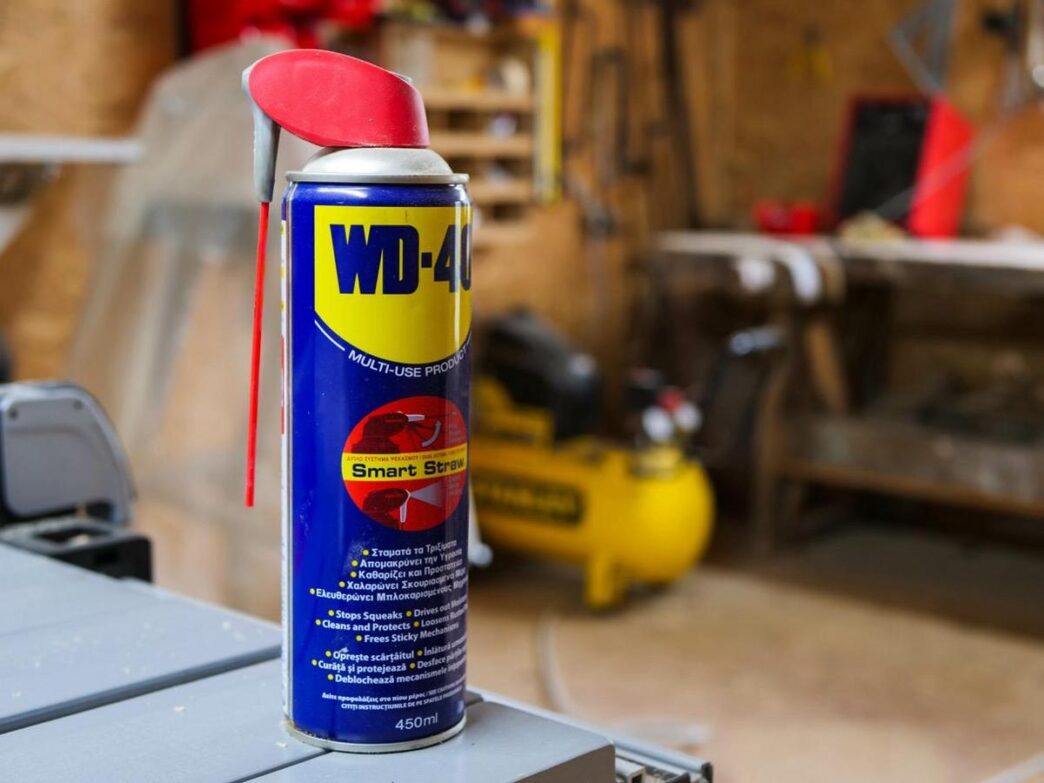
(802, 317, 849, 414)
(0, 661, 322, 783)
(975, 105, 1044, 234)
(783, 457, 1044, 518)
(423, 21, 537, 45)
(468, 178, 534, 205)
(655, 232, 1044, 274)
(780, 414, 1044, 517)
(834, 237, 1044, 271)
(473, 220, 534, 250)
(653, 231, 1044, 295)
(0, 0, 174, 135)
(429, 132, 534, 158)
(423, 89, 534, 113)
(0, 561, 279, 733)
(0, 0, 174, 379)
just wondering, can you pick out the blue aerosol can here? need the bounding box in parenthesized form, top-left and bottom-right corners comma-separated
(243, 49, 471, 752)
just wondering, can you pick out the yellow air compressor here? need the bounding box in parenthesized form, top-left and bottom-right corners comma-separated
(471, 312, 714, 609)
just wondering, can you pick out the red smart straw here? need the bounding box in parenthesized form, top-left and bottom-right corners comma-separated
(244, 199, 270, 507)
(241, 50, 430, 507)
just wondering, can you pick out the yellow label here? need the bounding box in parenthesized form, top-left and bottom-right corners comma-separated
(313, 204, 472, 364)
(342, 444, 469, 482)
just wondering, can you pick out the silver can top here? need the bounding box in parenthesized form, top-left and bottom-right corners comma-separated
(287, 147, 468, 185)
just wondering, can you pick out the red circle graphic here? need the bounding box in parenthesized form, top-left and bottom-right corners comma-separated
(342, 396, 467, 531)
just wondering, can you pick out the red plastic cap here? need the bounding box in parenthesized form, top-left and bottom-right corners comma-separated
(246, 49, 429, 149)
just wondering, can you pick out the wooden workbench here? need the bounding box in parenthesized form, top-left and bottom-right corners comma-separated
(648, 232, 1044, 547)
(653, 232, 1044, 296)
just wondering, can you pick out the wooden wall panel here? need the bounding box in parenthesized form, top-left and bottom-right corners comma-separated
(0, 170, 111, 380)
(974, 106, 1044, 232)
(696, 0, 1041, 232)
(0, 1, 175, 380)
(684, 0, 737, 227)
(472, 1, 638, 362)
(4, 0, 1041, 381)
(0, 1, 174, 135)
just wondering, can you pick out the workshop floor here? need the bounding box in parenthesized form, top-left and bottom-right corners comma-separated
(138, 499, 1044, 783)
(466, 558, 1044, 783)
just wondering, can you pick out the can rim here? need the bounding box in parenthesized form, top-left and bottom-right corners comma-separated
(286, 171, 469, 185)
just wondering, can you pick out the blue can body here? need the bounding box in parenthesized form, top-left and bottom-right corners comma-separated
(282, 176, 471, 749)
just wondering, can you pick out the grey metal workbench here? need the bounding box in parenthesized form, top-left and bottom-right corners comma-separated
(0, 544, 711, 782)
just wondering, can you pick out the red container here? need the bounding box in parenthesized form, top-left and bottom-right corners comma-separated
(753, 200, 820, 236)
(826, 94, 974, 238)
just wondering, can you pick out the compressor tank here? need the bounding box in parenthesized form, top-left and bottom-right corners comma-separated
(471, 378, 713, 609)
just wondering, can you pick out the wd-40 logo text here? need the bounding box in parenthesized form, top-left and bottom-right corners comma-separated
(331, 224, 471, 294)
(312, 205, 472, 365)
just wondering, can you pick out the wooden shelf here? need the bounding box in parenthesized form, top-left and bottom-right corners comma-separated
(423, 89, 534, 113)
(468, 178, 533, 205)
(781, 413, 1044, 518)
(377, 18, 555, 256)
(473, 219, 533, 250)
(417, 21, 536, 45)
(429, 132, 534, 158)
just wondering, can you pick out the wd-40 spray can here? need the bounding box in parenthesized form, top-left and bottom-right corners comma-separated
(242, 50, 471, 751)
